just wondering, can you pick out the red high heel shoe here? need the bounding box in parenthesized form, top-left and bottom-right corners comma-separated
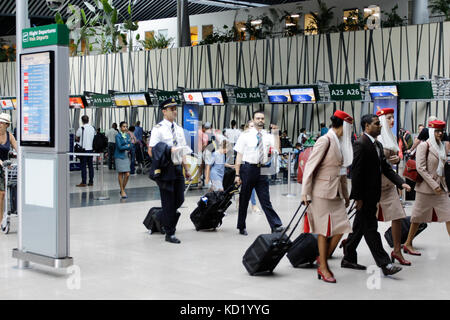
(391, 251, 412, 266)
(402, 245, 421, 256)
(317, 268, 336, 283)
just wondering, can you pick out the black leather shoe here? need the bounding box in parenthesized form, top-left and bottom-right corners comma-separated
(271, 226, 285, 233)
(341, 259, 367, 270)
(239, 229, 248, 236)
(381, 264, 402, 276)
(165, 235, 181, 244)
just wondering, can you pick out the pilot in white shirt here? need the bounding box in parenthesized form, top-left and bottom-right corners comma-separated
(233, 110, 284, 236)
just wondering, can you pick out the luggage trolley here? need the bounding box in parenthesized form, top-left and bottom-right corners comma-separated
(1, 160, 17, 234)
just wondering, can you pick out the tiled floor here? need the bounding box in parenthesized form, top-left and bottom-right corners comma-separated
(0, 169, 449, 299)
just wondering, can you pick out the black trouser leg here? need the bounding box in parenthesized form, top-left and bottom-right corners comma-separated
(237, 165, 257, 230)
(86, 150, 94, 184)
(344, 202, 391, 267)
(80, 156, 87, 184)
(159, 168, 185, 236)
(362, 203, 391, 267)
(254, 174, 282, 229)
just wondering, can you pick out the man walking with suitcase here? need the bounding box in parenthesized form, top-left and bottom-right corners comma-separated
(148, 99, 191, 244)
(342, 114, 411, 276)
(233, 110, 284, 236)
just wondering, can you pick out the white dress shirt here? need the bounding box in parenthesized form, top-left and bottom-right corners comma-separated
(149, 119, 187, 148)
(76, 124, 96, 151)
(224, 128, 241, 144)
(234, 128, 275, 164)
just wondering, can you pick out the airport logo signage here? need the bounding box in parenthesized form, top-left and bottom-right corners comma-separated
(234, 88, 262, 104)
(329, 84, 362, 101)
(22, 24, 69, 48)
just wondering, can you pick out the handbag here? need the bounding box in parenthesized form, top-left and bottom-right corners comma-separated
(403, 143, 429, 183)
(74, 127, 85, 153)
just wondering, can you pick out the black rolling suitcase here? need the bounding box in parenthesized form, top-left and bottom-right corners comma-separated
(384, 216, 427, 248)
(242, 203, 309, 276)
(190, 184, 239, 231)
(222, 167, 236, 191)
(286, 233, 319, 267)
(143, 207, 180, 234)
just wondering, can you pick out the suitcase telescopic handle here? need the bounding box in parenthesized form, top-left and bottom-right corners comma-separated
(347, 200, 358, 220)
(280, 202, 309, 240)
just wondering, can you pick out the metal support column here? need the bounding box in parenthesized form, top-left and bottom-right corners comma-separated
(177, 0, 191, 48)
(15, 0, 30, 270)
(403, 101, 413, 132)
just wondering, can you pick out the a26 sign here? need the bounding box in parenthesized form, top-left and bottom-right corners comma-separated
(329, 84, 362, 101)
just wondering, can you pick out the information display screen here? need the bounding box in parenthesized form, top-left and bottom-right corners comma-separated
(129, 93, 148, 107)
(289, 88, 316, 102)
(202, 91, 225, 105)
(0, 98, 14, 110)
(369, 85, 398, 98)
(183, 92, 204, 105)
(20, 51, 54, 147)
(267, 89, 292, 103)
(113, 94, 132, 107)
(69, 96, 86, 109)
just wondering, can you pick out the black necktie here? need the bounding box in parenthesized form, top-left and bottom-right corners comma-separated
(171, 123, 178, 146)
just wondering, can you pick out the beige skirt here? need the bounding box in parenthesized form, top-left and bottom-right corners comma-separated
(411, 192, 450, 223)
(377, 186, 406, 222)
(303, 196, 352, 237)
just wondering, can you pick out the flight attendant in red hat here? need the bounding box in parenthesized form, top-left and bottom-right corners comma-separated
(301, 110, 354, 283)
(404, 120, 450, 255)
(375, 108, 410, 265)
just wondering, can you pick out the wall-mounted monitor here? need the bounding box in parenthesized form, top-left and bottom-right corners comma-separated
(20, 50, 55, 147)
(69, 95, 86, 109)
(369, 85, 398, 98)
(0, 98, 14, 110)
(129, 93, 149, 107)
(267, 88, 292, 103)
(202, 91, 226, 105)
(183, 92, 204, 105)
(113, 94, 132, 107)
(289, 88, 316, 103)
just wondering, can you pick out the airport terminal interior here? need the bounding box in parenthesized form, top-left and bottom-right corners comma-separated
(0, 0, 449, 301)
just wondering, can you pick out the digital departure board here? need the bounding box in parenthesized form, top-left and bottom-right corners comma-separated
(20, 51, 54, 147)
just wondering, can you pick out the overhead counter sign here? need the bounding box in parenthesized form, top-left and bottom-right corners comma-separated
(234, 88, 263, 104)
(22, 24, 69, 48)
(329, 84, 362, 101)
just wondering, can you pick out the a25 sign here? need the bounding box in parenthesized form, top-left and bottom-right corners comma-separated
(329, 84, 362, 101)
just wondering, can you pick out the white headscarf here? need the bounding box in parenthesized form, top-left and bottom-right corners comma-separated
(428, 128, 447, 177)
(329, 121, 353, 175)
(377, 113, 399, 152)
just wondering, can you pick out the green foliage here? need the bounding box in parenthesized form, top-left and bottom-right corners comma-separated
(0, 40, 15, 62)
(306, 0, 336, 34)
(337, 10, 369, 32)
(59, 0, 139, 55)
(138, 33, 174, 50)
(199, 25, 239, 45)
(428, 0, 450, 21)
(244, 15, 274, 39)
(381, 4, 407, 28)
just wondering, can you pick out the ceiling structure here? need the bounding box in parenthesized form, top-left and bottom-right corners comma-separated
(0, 0, 303, 36)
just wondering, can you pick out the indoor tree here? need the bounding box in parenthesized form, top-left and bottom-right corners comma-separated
(428, 0, 450, 21)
